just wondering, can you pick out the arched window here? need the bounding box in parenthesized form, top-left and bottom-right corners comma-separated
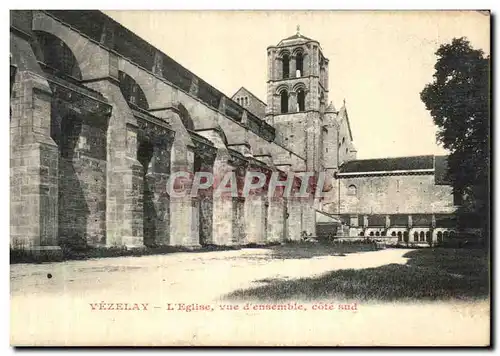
(403, 231, 409, 242)
(426, 231, 431, 241)
(381, 231, 386, 236)
(342, 137, 345, 144)
(347, 185, 357, 196)
(245, 97, 249, 106)
(391, 231, 396, 237)
(397, 231, 402, 241)
(280, 90, 288, 114)
(449, 231, 455, 237)
(375, 231, 380, 237)
(420, 231, 425, 242)
(237, 98, 240, 105)
(282, 54, 290, 79)
(413, 231, 419, 241)
(296, 52, 304, 77)
(297, 89, 306, 112)
(443, 231, 449, 239)
(359, 231, 364, 237)
(437, 231, 443, 243)
(369, 231, 374, 236)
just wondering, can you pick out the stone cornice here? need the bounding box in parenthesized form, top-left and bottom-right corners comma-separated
(336, 169, 435, 178)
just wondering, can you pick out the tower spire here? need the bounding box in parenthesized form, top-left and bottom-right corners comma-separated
(296, 25, 300, 36)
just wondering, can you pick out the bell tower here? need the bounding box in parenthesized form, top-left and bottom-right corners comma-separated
(265, 26, 330, 172)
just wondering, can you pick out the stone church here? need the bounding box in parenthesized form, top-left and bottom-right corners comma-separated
(10, 10, 457, 255)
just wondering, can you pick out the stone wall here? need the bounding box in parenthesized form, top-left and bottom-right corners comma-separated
(336, 173, 455, 215)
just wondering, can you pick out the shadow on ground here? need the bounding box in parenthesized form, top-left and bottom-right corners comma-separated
(10, 240, 379, 264)
(9, 244, 242, 264)
(224, 247, 490, 302)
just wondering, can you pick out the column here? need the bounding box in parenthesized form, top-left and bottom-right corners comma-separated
(84, 76, 144, 248)
(232, 196, 245, 244)
(244, 194, 267, 244)
(169, 147, 199, 247)
(10, 71, 60, 256)
(145, 137, 173, 247)
(290, 55, 297, 77)
(197, 154, 215, 246)
(287, 197, 303, 241)
(301, 200, 316, 236)
(289, 92, 297, 113)
(211, 159, 235, 246)
(120, 125, 144, 248)
(267, 196, 285, 243)
(197, 129, 235, 246)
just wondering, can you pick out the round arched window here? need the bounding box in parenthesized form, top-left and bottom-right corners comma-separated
(347, 185, 357, 196)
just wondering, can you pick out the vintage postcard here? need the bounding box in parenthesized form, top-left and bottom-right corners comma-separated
(9, 9, 490, 347)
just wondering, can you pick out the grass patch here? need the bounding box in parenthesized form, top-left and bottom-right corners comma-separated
(225, 247, 490, 302)
(267, 240, 380, 259)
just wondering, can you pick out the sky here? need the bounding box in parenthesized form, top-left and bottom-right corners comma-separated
(104, 10, 489, 159)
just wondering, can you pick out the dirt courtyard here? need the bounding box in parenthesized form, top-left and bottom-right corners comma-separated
(10, 247, 490, 346)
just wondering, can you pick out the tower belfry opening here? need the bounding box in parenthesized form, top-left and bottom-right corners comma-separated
(296, 52, 303, 77)
(282, 54, 290, 79)
(280, 90, 288, 113)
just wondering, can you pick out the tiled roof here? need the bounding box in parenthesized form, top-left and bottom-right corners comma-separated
(339, 155, 434, 173)
(280, 33, 313, 42)
(277, 33, 315, 46)
(325, 101, 337, 113)
(338, 103, 353, 141)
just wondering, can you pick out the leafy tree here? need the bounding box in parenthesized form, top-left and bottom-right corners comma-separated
(420, 37, 490, 235)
